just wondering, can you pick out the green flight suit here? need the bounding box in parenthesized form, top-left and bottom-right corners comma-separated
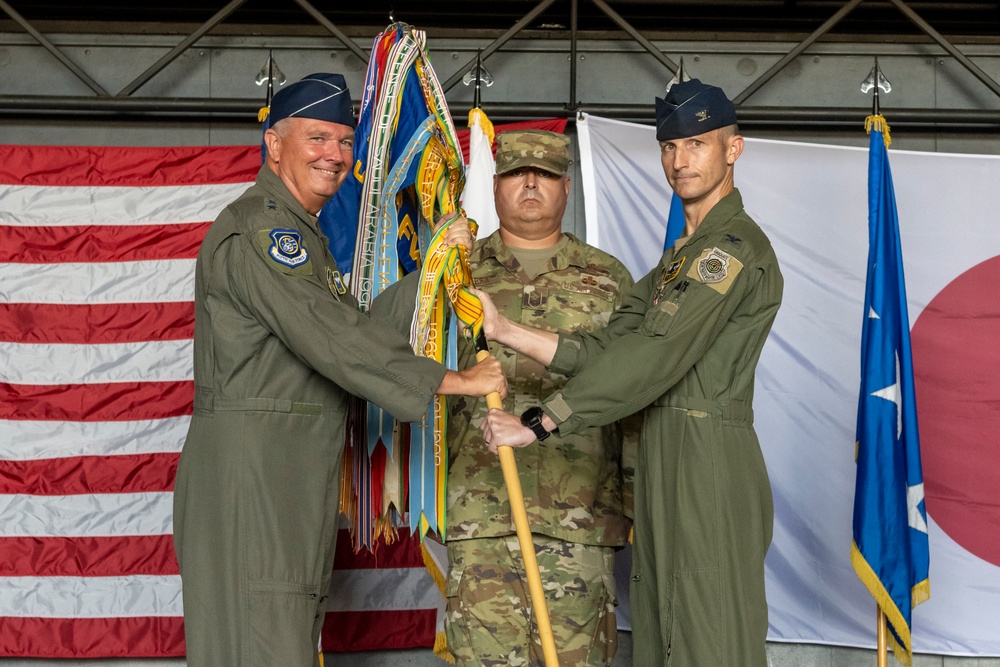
(541, 190, 783, 666)
(173, 166, 446, 667)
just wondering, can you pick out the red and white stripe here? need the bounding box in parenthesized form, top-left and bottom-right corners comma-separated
(0, 145, 258, 657)
(0, 145, 442, 658)
(1, 127, 576, 658)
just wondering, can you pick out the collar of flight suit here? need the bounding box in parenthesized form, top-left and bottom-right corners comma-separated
(254, 165, 321, 232)
(661, 187, 745, 269)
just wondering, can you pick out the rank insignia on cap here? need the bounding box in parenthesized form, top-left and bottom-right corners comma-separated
(656, 78, 738, 142)
(327, 267, 346, 295)
(268, 229, 309, 267)
(687, 246, 744, 295)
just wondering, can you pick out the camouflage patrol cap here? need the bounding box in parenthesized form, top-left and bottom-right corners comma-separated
(495, 130, 571, 176)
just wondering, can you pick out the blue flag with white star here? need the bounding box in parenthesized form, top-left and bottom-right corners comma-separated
(851, 116, 930, 667)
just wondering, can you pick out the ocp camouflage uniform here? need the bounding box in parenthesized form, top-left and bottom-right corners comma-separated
(445, 231, 636, 667)
(541, 190, 783, 666)
(173, 166, 447, 667)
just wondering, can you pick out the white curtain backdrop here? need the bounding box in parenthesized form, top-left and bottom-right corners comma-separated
(577, 113, 1000, 656)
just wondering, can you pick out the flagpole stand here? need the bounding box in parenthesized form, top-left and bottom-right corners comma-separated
(476, 334, 560, 666)
(877, 607, 888, 667)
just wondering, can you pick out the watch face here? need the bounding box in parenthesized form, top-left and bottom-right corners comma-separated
(520, 407, 549, 441)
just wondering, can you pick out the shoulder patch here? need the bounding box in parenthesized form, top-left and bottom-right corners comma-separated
(256, 228, 313, 275)
(686, 246, 744, 295)
(266, 229, 309, 267)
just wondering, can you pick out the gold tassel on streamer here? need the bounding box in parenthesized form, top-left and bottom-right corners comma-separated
(258, 106, 270, 123)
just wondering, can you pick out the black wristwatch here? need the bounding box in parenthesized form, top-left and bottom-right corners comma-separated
(520, 406, 551, 441)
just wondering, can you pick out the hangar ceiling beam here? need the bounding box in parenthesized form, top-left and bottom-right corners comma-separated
(0, 0, 109, 96)
(117, 0, 248, 96)
(441, 0, 559, 92)
(888, 0, 1000, 100)
(733, 0, 865, 104)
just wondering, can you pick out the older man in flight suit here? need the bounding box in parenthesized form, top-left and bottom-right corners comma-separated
(172, 73, 505, 667)
(479, 79, 783, 666)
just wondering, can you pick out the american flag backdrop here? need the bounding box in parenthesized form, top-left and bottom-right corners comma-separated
(0, 144, 439, 658)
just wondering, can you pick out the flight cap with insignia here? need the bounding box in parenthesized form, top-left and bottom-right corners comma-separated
(495, 130, 571, 176)
(655, 78, 737, 142)
(268, 72, 355, 128)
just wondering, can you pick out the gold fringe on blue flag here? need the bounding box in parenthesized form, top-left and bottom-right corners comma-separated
(852, 113, 930, 667)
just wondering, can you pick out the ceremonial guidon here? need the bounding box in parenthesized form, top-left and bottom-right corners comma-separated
(173, 73, 450, 667)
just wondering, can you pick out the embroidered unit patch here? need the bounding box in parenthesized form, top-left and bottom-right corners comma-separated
(664, 256, 686, 284)
(327, 267, 347, 295)
(654, 256, 687, 306)
(696, 247, 731, 283)
(687, 246, 744, 295)
(268, 229, 309, 267)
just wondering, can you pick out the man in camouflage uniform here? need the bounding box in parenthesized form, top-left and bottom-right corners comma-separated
(172, 73, 505, 667)
(445, 130, 637, 667)
(481, 81, 784, 666)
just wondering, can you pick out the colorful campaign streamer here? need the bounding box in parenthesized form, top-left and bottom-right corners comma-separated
(338, 23, 479, 549)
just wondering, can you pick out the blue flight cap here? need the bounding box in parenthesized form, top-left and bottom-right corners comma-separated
(268, 73, 355, 128)
(655, 78, 737, 141)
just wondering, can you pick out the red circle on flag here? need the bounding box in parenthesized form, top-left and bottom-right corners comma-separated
(912, 255, 1000, 567)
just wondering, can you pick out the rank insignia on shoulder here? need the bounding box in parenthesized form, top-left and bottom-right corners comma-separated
(687, 246, 744, 295)
(327, 267, 347, 295)
(266, 199, 277, 211)
(268, 229, 309, 267)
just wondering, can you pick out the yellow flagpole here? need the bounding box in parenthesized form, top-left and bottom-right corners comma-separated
(877, 606, 888, 667)
(475, 333, 559, 666)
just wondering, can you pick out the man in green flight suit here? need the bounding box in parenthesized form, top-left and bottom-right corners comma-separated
(478, 79, 783, 666)
(172, 73, 505, 667)
(444, 130, 637, 666)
